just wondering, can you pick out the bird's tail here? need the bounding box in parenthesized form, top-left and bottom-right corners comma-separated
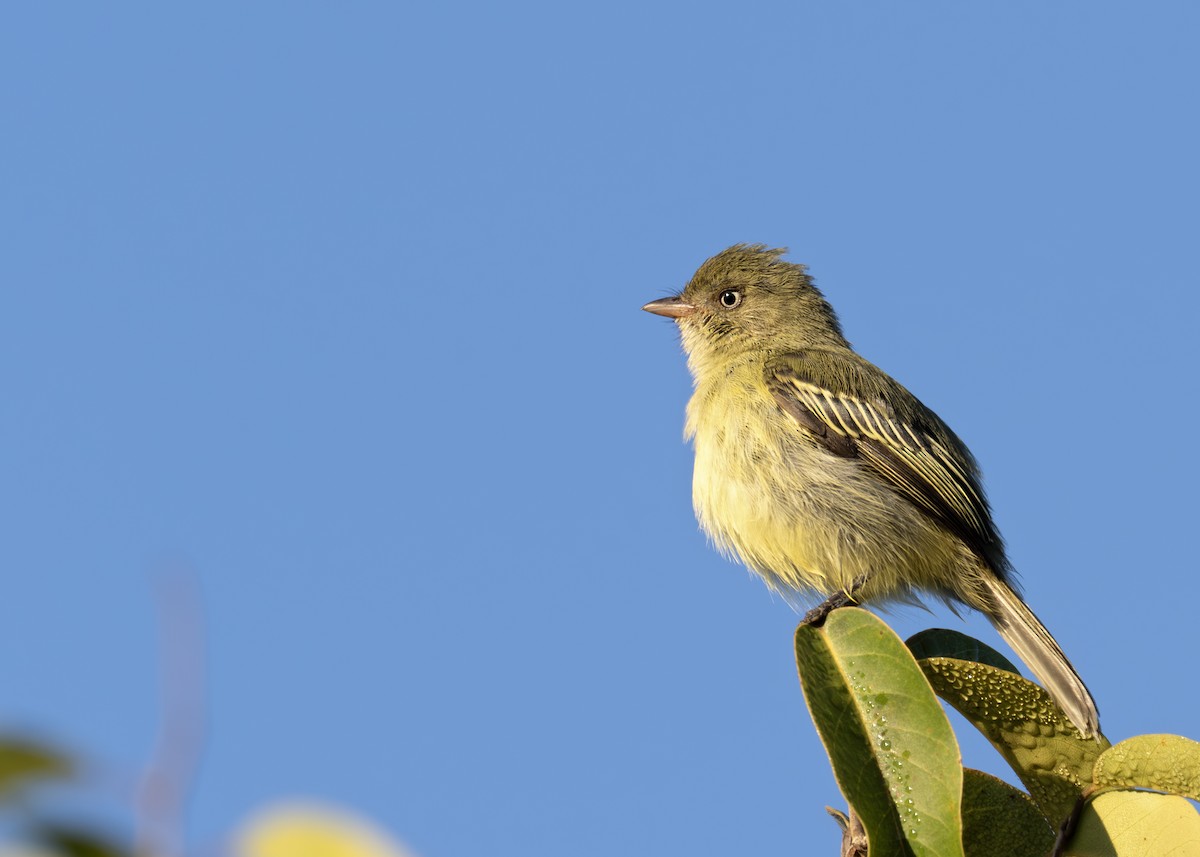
(980, 574, 1101, 738)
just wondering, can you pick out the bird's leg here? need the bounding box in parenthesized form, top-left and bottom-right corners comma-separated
(801, 574, 870, 627)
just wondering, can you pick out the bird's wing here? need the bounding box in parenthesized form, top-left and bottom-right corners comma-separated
(765, 351, 1000, 558)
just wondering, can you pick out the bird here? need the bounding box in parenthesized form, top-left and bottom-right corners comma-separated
(643, 243, 1100, 737)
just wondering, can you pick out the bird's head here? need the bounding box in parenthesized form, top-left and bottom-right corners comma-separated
(643, 244, 846, 374)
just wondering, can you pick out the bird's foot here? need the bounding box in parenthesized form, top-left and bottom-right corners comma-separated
(801, 575, 870, 627)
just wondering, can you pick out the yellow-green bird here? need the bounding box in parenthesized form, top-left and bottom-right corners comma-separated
(644, 243, 1100, 737)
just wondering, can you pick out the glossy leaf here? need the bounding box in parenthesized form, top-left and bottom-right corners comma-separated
(795, 608, 964, 857)
(1093, 735, 1200, 801)
(920, 656, 1109, 824)
(1065, 791, 1200, 856)
(960, 769, 1054, 857)
(905, 629, 1018, 675)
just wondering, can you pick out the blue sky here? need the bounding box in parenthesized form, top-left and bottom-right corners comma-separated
(2, 3, 1197, 855)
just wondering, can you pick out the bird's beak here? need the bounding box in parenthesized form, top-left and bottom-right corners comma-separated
(642, 296, 696, 319)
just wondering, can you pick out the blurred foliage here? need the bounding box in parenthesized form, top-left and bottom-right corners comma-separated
(234, 805, 416, 857)
(0, 737, 122, 857)
(0, 741, 71, 800)
(795, 608, 1200, 856)
(30, 827, 126, 857)
(0, 733, 417, 857)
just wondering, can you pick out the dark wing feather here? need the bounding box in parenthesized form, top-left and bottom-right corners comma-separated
(765, 352, 1002, 564)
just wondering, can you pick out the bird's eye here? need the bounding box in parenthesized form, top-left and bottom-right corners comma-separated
(719, 289, 742, 308)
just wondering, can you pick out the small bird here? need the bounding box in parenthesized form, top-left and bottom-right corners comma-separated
(644, 244, 1100, 737)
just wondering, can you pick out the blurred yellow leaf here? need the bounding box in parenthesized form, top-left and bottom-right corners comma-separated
(235, 803, 416, 857)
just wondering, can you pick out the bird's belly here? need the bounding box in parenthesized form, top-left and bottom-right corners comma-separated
(691, 416, 963, 601)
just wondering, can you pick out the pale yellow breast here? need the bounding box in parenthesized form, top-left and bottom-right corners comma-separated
(685, 359, 965, 600)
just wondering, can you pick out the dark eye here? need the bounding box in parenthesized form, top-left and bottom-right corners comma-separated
(719, 289, 742, 308)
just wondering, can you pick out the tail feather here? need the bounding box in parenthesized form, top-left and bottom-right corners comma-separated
(980, 575, 1101, 738)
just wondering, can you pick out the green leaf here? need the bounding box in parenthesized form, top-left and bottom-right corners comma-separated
(905, 629, 1019, 675)
(0, 738, 72, 800)
(920, 657, 1109, 825)
(1093, 735, 1200, 801)
(961, 769, 1054, 857)
(1064, 791, 1200, 856)
(795, 608, 964, 857)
